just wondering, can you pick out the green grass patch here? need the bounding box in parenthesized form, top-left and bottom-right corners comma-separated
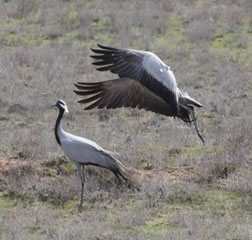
(137, 221, 171, 239)
(59, 161, 76, 175)
(138, 145, 170, 153)
(182, 146, 219, 156)
(211, 23, 252, 66)
(212, 31, 241, 50)
(0, 191, 16, 212)
(107, 212, 121, 232)
(156, 188, 250, 215)
(139, 145, 219, 157)
(136, 211, 186, 239)
(6, 32, 19, 47)
(24, 225, 46, 240)
(59, 4, 79, 31)
(203, 191, 247, 215)
(212, 36, 225, 50)
(61, 198, 79, 212)
(127, 199, 142, 213)
(155, 15, 187, 50)
(0, 191, 35, 215)
(166, 190, 207, 208)
(5, 190, 34, 204)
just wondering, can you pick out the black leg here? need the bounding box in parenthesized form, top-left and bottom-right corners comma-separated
(113, 172, 122, 185)
(191, 111, 205, 145)
(79, 165, 86, 212)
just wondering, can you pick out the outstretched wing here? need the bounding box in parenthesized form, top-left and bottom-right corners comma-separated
(74, 78, 176, 117)
(91, 44, 179, 114)
(74, 79, 205, 145)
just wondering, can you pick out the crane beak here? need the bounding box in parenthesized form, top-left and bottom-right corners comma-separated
(65, 106, 69, 113)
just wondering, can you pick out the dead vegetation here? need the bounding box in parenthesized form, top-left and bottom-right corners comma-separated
(0, 0, 252, 239)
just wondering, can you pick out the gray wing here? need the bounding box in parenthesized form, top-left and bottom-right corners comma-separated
(74, 78, 176, 117)
(61, 135, 127, 180)
(91, 44, 179, 114)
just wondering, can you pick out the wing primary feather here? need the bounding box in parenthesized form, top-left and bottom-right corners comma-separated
(78, 92, 103, 104)
(91, 49, 119, 56)
(84, 98, 103, 110)
(76, 81, 104, 86)
(106, 92, 123, 108)
(96, 65, 114, 71)
(74, 84, 101, 91)
(97, 44, 120, 51)
(90, 55, 118, 60)
(92, 60, 116, 66)
(90, 48, 112, 54)
(74, 89, 101, 96)
(91, 48, 120, 56)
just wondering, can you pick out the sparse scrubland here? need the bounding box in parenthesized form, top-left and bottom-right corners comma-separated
(0, 0, 252, 239)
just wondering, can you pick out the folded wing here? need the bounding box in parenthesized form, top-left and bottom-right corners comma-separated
(61, 135, 128, 180)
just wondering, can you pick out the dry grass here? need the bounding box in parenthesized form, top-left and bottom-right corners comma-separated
(0, 0, 252, 239)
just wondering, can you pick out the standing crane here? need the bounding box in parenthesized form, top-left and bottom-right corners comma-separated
(74, 44, 205, 144)
(54, 100, 127, 212)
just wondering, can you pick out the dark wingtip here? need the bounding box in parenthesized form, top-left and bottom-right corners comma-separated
(97, 43, 120, 51)
(75, 81, 103, 86)
(97, 43, 110, 49)
(74, 82, 86, 88)
(90, 54, 98, 59)
(90, 43, 103, 50)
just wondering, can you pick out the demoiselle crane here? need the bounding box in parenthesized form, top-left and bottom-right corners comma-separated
(74, 44, 205, 144)
(54, 100, 128, 212)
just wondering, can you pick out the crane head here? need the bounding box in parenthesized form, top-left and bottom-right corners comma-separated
(56, 100, 69, 113)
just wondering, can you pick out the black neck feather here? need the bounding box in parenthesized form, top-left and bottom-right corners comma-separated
(55, 108, 64, 145)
